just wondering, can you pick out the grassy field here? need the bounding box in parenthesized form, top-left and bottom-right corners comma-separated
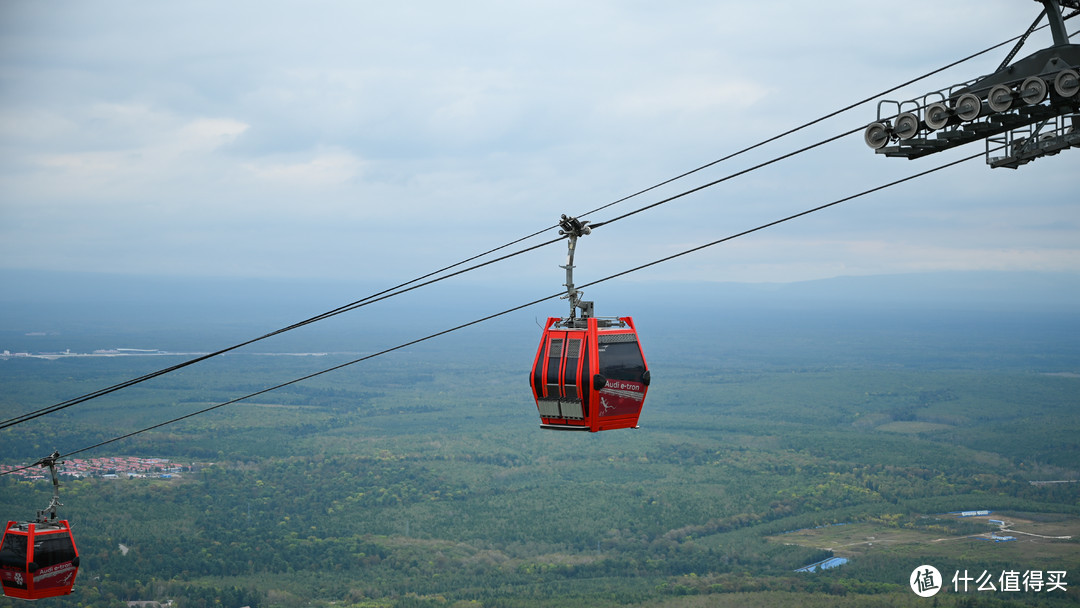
(769, 512, 1079, 559)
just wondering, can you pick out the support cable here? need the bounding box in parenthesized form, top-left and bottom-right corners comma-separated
(0, 234, 565, 431)
(0, 115, 851, 432)
(0, 23, 1054, 430)
(0, 129, 859, 430)
(591, 128, 859, 230)
(0, 146, 993, 474)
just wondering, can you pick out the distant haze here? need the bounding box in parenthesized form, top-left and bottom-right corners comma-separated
(2, 268, 1077, 334)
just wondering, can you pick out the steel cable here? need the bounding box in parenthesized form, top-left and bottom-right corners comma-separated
(0, 23, 1053, 431)
(0, 146, 994, 473)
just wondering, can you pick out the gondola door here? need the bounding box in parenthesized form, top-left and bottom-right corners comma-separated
(532, 317, 591, 431)
(593, 317, 649, 432)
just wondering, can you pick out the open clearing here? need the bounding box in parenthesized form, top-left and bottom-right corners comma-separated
(768, 513, 1080, 562)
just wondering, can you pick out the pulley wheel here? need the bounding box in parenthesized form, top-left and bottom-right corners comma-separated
(987, 84, 1014, 113)
(864, 122, 890, 149)
(954, 93, 982, 121)
(1054, 69, 1079, 98)
(894, 112, 920, 140)
(924, 102, 950, 130)
(1020, 76, 1047, 105)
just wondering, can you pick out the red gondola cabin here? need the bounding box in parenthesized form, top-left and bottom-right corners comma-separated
(0, 520, 80, 600)
(531, 316, 650, 431)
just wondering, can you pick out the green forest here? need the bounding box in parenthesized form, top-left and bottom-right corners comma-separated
(1, 309, 1079, 607)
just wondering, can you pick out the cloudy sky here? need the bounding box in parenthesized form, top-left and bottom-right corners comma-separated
(1, 0, 1077, 287)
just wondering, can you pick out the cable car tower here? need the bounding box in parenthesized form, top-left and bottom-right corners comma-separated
(529, 216, 651, 432)
(865, 0, 1080, 168)
(0, 452, 81, 600)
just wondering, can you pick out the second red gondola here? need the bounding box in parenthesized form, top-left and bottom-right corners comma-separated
(0, 452, 80, 600)
(0, 520, 80, 600)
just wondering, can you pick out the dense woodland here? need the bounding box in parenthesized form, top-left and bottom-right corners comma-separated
(1, 303, 1079, 607)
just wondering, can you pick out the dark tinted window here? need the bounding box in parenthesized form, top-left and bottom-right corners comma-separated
(546, 338, 563, 391)
(564, 338, 581, 398)
(598, 340, 645, 382)
(32, 534, 75, 569)
(0, 533, 27, 569)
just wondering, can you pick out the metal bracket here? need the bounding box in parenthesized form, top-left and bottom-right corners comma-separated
(35, 451, 63, 523)
(1041, 0, 1072, 47)
(557, 215, 593, 324)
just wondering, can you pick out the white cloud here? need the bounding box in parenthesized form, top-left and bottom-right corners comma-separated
(610, 78, 770, 119)
(0, 0, 1075, 283)
(175, 118, 249, 151)
(244, 149, 364, 187)
(4, 107, 248, 206)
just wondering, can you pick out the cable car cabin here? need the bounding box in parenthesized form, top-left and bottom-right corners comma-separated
(531, 316, 650, 432)
(0, 520, 80, 600)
